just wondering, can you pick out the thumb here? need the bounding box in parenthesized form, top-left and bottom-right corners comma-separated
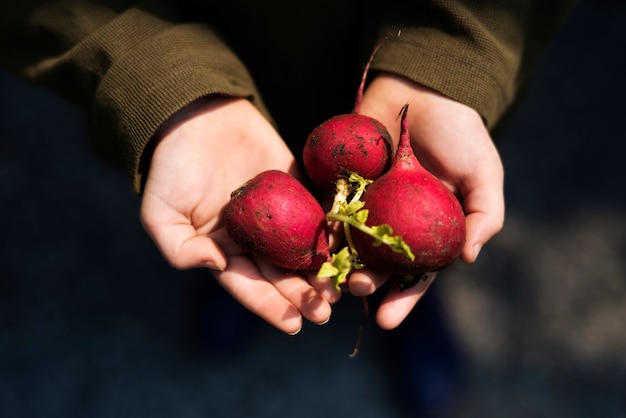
(142, 220, 228, 271)
(459, 167, 505, 263)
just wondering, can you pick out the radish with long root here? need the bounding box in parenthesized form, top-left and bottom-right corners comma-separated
(302, 38, 392, 189)
(224, 170, 331, 270)
(318, 104, 466, 356)
(351, 103, 466, 276)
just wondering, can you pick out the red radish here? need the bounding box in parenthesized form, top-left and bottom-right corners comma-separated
(351, 104, 466, 275)
(224, 170, 331, 270)
(303, 114, 391, 188)
(303, 38, 392, 189)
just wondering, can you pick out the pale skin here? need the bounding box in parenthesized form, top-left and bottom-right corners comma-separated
(353, 73, 505, 329)
(140, 72, 504, 335)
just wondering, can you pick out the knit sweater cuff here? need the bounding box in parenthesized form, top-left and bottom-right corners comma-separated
(92, 11, 263, 193)
(372, 27, 520, 129)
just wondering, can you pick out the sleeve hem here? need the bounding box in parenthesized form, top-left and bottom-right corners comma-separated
(372, 33, 518, 128)
(92, 21, 265, 193)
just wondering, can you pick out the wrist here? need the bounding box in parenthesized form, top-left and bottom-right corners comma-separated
(138, 95, 247, 192)
(153, 95, 245, 142)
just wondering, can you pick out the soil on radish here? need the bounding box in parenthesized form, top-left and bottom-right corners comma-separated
(351, 104, 466, 275)
(224, 170, 331, 270)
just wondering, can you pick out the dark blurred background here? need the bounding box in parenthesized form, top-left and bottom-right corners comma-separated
(1, 1, 625, 417)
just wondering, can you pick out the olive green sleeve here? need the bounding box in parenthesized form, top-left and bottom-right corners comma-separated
(0, 1, 266, 193)
(372, 0, 578, 129)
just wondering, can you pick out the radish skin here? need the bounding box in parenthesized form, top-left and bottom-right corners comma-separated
(352, 104, 466, 274)
(224, 170, 331, 270)
(302, 36, 392, 189)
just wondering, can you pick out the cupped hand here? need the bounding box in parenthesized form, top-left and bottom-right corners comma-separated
(350, 72, 505, 329)
(140, 97, 339, 335)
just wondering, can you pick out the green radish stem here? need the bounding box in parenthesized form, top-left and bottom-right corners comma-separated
(317, 171, 414, 358)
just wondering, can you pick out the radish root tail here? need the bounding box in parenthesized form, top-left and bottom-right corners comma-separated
(348, 296, 370, 359)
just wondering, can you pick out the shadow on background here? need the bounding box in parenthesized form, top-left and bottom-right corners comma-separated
(1, 1, 625, 417)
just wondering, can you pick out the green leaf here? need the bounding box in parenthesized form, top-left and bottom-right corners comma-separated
(354, 208, 368, 224)
(316, 246, 362, 291)
(316, 262, 339, 279)
(370, 224, 394, 243)
(322, 171, 415, 290)
(348, 172, 373, 188)
(370, 224, 415, 261)
(338, 200, 365, 217)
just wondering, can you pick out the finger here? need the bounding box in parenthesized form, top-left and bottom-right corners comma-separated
(214, 255, 303, 335)
(258, 262, 333, 325)
(463, 209, 504, 263)
(327, 220, 346, 252)
(347, 268, 389, 297)
(144, 221, 228, 271)
(460, 166, 505, 263)
(375, 272, 437, 330)
(302, 271, 342, 305)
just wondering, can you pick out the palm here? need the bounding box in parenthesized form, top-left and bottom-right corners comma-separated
(140, 97, 336, 334)
(348, 73, 504, 329)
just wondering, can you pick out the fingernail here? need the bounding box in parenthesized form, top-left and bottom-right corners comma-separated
(316, 316, 331, 326)
(473, 244, 483, 262)
(287, 326, 302, 336)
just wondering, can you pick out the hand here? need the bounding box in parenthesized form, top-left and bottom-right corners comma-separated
(140, 97, 339, 335)
(350, 73, 505, 329)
